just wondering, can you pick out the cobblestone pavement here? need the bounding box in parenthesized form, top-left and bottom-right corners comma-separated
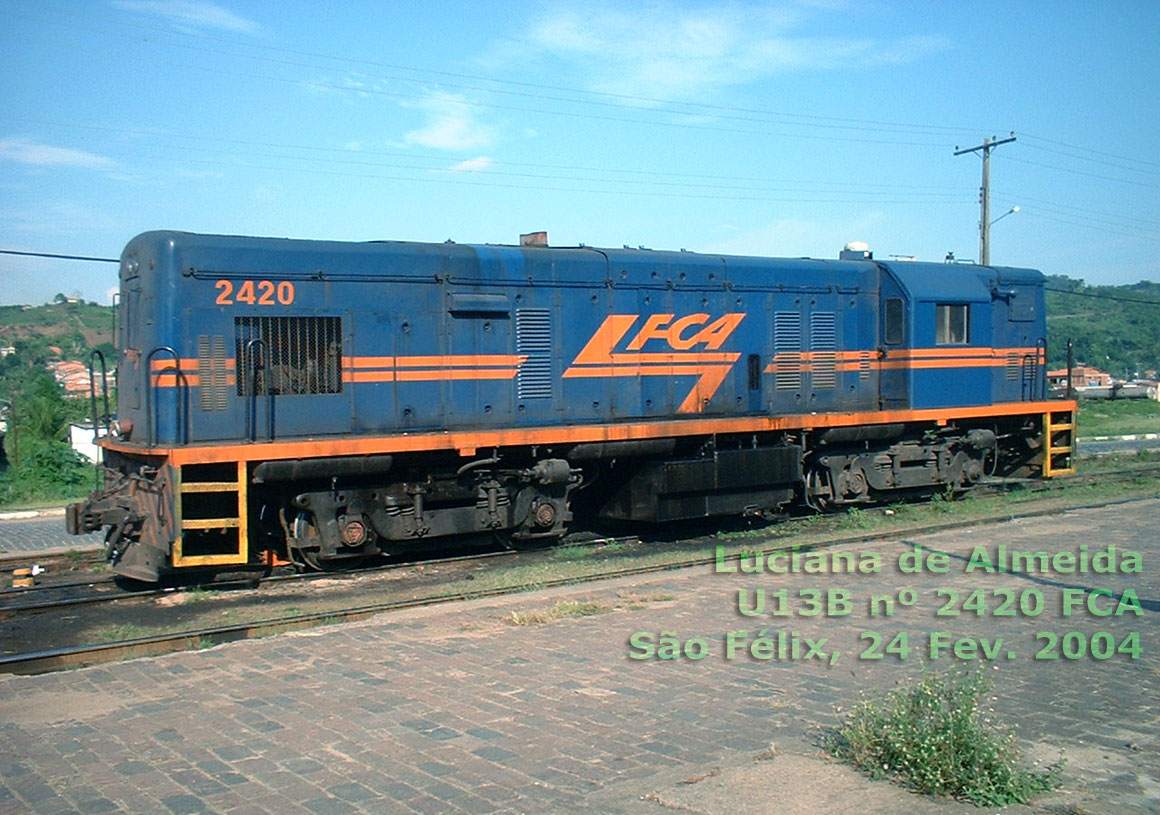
(0, 500, 1157, 814)
(0, 514, 100, 556)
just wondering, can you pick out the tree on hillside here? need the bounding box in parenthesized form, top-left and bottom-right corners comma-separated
(0, 370, 90, 503)
(1045, 276, 1160, 376)
(12, 372, 70, 446)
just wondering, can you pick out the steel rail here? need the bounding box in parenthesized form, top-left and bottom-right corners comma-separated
(0, 536, 638, 614)
(3, 463, 1159, 613)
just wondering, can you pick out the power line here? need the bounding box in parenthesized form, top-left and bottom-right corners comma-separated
(111, 150, 968, 204)
(120, 147, 966, 202)
(89, 47, 958, 148)
(7, 0, 1157, 252)
(1015, 210, 1158, 242)
(14, 116, 965, 194)
(1006, 156, 1159, 190)
(0, 246, 118, 263)
(991, 189, 1157, 230)
(1021, 133, 1160, 171)
(12, 4, 1157, 196)
(21, 116, 1148, 240)
(1022, 142, 1160, 178)
(13, 3, 984, 140)
(1045, 286, 1160, 307)
(12, 1, 1158, 178)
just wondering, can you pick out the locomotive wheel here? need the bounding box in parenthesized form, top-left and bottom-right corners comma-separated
(286, 511, 377, 571)
(287, 512, 328, 571)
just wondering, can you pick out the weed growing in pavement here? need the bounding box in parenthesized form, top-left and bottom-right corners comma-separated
(844, 507, 877, 529)
(506, 600, 611, 626)
(614, 590, 675, 610)
(827, 666, 1063, 806)
(929, 486, 985, 516)
(928, 485, 959, 512)
(715, 525, 774, 540)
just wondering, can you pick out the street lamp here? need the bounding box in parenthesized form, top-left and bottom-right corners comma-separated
(990, 205, 1020, 227)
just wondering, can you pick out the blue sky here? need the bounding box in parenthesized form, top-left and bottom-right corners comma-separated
(1, 0, 1158, 305)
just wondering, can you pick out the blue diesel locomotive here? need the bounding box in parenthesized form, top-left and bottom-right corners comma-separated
(67, 231, 1077, 582)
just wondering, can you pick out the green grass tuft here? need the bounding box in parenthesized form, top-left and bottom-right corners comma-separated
(828, 666, 1063, 806)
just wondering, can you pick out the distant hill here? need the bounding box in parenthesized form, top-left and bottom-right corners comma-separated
(0, 301, 114, 363)
(1045, 276, 1160, 377)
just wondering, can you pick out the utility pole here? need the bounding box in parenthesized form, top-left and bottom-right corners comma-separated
(955, 132, 1016, 266)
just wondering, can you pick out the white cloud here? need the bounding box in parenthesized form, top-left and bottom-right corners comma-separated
(402, 93, 497, 151)
(299, 73, 384, 100)
(518, 3, 948, 101)
(0, 138, 115, 169)
(112, 0, 261, 35)
(446, 156, 493, 173)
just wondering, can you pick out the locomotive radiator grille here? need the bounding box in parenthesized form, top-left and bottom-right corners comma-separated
(773, 311, 802, 391)
(810, 312, 837, 390)
(197, 334, 229, 411)
(235, 316, 343, 396)
(516, 309, 553, 399)
(1007, 352, 1020, 381)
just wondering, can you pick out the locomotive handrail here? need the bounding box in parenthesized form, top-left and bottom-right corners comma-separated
(1065, 340, 1075, 399)
(111, 292, 119, 351)
(1019, 339, 1047, 402)
(1044, 338, 1053, 401)
(1021, 354, 1035, 402)
(110, 292, 120, 399)
(242, 337, 274, 442)
(145, 346, 188, 447)
(86, 350, 111, 470)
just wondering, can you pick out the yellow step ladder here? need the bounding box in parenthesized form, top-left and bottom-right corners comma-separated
(1043, 408, 1076, 477)
(173, 461, 249, 567)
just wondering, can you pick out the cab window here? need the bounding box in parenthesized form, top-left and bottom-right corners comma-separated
(935, 304, 969, 344)
(884, 298, 904, 345)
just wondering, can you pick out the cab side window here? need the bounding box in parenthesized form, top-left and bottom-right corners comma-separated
(884, 297, 904, 345)
(935, 304, 969, 344)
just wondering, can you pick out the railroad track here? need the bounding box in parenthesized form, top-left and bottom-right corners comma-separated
(0, 534, 641, 614)
(9, 461, 1155, 607)
(3, 464, 1158, 604)
(4, 460, 1156, 577)
(2, 473, 1157, 675)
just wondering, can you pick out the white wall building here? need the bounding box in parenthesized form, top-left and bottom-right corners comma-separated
(68, 423, 107, 463)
